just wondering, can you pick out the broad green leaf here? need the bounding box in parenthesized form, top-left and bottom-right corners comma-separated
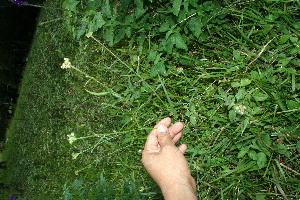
(261, 133, 271, 147)
(103, 27, 114, 46)
(135, 0, 146, 18)
(248, 150, 257, 160)
(240, 79, 252, 87)
(278, 57, 293, 67)
(86, 1, 96, 11)
(257, 152, 267, 169)
(159, 20, 174, 32)
(190, 103, 196, 112)
(278, 35, 290, 44)
(85, 89, 110, 96)
(286, 100, 300, 110)
(172, 0, 182, 16)
(276, 144, 287, 155)
(290, 36, 298, 43)
(150, 61, 166, 77)
(91, 12, 106, 32)
(114, 28, 126, 44)
(237, 146, 250, 158)
(235, 88, 245, 101)
(147, 51, 157, 62)
(190, 114, 197, 125)
(231, 82, 240, 87)
(72, 177, 83, 190)
(172, 32, 187, 50)
(64, 0, 80, 12)
(165, 32, 187, 53)
(102, 0, 111, 18)
(253, 91, 268, 102)
(188, 16, 202, 37)
(233, 50, 241, 61)
(77, 22, 87, 39)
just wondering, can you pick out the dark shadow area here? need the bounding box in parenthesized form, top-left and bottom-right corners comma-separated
(0, 0, 43, 141)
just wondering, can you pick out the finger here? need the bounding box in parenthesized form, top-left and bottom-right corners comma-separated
(144, 132, 160, 152)
(153, 117, 171, 129)
(178, 144, 187, 154)
(144, 117, 171, 152)
(157, 125, 173, 147)
(169, 122, 184, 138)
(172, 132, 182, 144)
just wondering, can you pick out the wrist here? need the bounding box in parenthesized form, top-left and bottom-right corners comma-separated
(160, 177, 197, 200)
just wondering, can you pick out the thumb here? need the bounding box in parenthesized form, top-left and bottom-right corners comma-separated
(157, 125, 173, 147)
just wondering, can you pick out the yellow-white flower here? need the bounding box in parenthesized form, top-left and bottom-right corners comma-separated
(86, 31, 93, 38)
(234, 105, 247, 115)
(177, 67, 184, 73)
(67, 132, 77, 144)
(72, 153, 81, 160)
(61, 58, 72, 69)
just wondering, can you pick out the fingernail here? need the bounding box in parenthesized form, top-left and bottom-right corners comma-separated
(158, 125, 167, 133)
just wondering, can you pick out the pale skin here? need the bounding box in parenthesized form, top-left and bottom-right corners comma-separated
(141, 117, 197, 200)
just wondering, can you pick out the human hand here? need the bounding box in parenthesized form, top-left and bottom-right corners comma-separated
(141, 117, 197, 200)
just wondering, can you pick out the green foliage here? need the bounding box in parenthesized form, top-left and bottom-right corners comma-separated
(61, 0, 299, 198)
(63, 173, 154, 200)
(2, 0, 299, 200)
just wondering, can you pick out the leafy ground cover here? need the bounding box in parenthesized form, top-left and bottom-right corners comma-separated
(1, 0, 299, 199)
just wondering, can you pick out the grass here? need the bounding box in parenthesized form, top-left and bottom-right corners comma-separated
(1, 0, 299, 199)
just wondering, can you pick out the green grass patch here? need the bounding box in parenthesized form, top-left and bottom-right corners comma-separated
(1, 0, 299, 199)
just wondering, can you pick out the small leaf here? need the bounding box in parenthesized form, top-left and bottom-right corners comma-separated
(103, 27, 114, 46)
(190, 114, 197, 125)
(237, 146, 250, 158)
(248, 150, 257, 160)
(233, 50, 241, 61)
(91, 12, 106, 32)
(147, 51, 157, 63)
(253, 91, 268, 102)
(172, 0, 182, 16)
(290, 36, 298, 43)
(150, 61, 166, 77)
(240, 79, 252, 87)
(72, 177, 83, 190)
(235, 88, 245, 101)
(67, 0, 80, 12)
(85, 89, 110, 96)
(278, 35, 290, 44)
(172, 32, 187, 50)
(102, 0, 112, 18)
(135, 0, 146, 18)
(278, 57, 293, 67)
(231, 82, 240, 87)
(188, 16, 202, 37)
(257, 152, 267, 169)
(77, 22, 87, 39)
(286, 100, 300, 110)
(276, 144, 287, 155)
(261, 133, 271, 147)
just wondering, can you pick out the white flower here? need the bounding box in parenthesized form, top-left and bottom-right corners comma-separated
(61, 58, 72, 69)
(234, 105, 247, 115)
(67, 132, 77, 144)
(177, 67, 184, 73)
(72, 153, 81, 160)
(86, 31, 93, 38)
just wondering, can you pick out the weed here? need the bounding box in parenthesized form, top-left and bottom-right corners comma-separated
(2, 0, 299, 199)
